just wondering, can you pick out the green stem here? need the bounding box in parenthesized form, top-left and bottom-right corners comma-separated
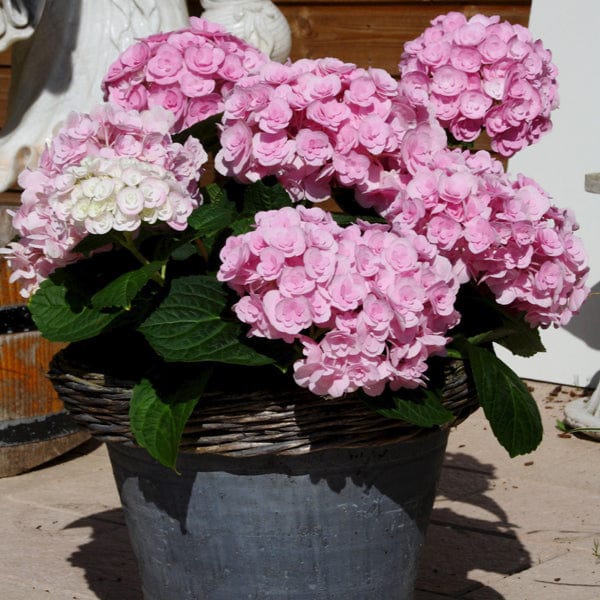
(113, 232, 166, 286)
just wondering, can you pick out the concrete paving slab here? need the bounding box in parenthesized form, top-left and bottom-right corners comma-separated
(1, 440, 121, 519)
(447, 384, 600, 495)
(416, 520, 533, 596)
(0, 579, 95, 600)
(465, 547, 600, 600)
(1, 495, 139, 600)
(435, 467, 600, 548)
(415, 591, 455, 599)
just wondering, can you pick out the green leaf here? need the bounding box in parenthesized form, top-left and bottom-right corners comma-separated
(331, 213, 386, 227)
(129, 373, 208, 470)
(494, 315, 545, 357)
(453, 283, 545, 357)
(28, 277, 120, 342)
(187, 189, 236, 236)
(170, 243, 200, 261)
(242, 180, 292, 214)
(229, 216, 256, 236)
(371, 388, 455, 428)
(138, 275, 274, 365)
(464, 342, 543, 456)
(91, 261, 163, 310)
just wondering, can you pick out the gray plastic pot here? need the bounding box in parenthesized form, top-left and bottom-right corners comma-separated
(107, 429, 448, 600)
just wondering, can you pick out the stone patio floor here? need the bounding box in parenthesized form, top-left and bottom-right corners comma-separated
(0, 380, 598, 599)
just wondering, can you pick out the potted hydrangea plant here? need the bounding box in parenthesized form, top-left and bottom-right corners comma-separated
(1, 13, 590, 600)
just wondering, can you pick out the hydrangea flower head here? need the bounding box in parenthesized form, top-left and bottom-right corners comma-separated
(3, 104, 208, 297)
(217, 205, 462, 397)
(384, 148, 589, 327)
(398, 12, 559, 156)
(102, 17, 269, 133)
(214, 57, 442, 210)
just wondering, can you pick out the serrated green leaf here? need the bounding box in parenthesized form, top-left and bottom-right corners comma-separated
(373, 388, 455, 428)
(230, 216, 256, 235)
(464, 342, 543, 456)
(187, 195, 236, 236)
(242, 180, 292, 214)
(138, 275, 274, 365)
(130, 376, 204, 470)
(204, 182, 227, 204)
(28, 278, 120, 342)
(91, 261, 163, 310)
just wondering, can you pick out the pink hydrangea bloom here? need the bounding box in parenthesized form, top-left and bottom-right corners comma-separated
(384, 147, 589, 327)
(3, 104, 208, 297)
(398, 12, 559, 156)
(215, 57, 440, 208)
(217, 205, 462, 396)
(102, 17, 269, 132)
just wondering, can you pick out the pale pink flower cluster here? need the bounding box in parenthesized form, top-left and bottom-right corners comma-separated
(215, 57, 436, 204)
(3, 104, 207, 297)
(102, 17, 269, 132)
(49, 155, 200, 233)
(384, 147, 589, 327)
(217, 205, 461, 397)
(398, 12, 559, 156)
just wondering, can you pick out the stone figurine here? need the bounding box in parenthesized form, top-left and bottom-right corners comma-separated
(200, 0, 291, 62)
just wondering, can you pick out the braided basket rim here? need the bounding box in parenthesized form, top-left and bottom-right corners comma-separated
(48, 350, 479, 457)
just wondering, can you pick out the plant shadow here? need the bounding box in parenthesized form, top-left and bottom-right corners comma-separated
(416, 452, 531, 599)
(65, 508, 143, 600)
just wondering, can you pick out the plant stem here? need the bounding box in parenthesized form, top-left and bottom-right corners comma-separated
(114, 232, 165, 286)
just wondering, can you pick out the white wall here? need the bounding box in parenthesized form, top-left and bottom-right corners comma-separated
(497, 0, 600, 387)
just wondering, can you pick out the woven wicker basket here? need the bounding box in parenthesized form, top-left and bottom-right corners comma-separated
(48, 347, 479, 457)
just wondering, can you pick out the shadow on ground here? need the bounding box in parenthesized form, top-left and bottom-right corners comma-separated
(416, 452, 531, 599)
(65, 509, 142, 600)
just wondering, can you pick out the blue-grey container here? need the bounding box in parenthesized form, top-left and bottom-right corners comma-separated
(107, 429, 448, 600)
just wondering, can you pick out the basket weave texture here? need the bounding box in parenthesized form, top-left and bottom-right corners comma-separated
(48, 350, 479, 457)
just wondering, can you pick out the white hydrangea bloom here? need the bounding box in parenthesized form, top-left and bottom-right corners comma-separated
(56, 156, 198, 234)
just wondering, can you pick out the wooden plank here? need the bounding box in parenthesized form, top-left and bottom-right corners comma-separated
(0, 191, 19, 207)
(1, 204, 25, 306)
(0, 331, 66, 418)
(281, 4, 530, 70)
(0, 260, 23, 307)
(0, 67, 11, 126)
(0, 430, 90, 478)
(0, 47, 10, 67)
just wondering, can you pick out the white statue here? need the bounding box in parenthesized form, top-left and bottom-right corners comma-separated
(200, 0, 291, 63)
(0, 0, 45, 51)
(0, 0, 190, 192)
